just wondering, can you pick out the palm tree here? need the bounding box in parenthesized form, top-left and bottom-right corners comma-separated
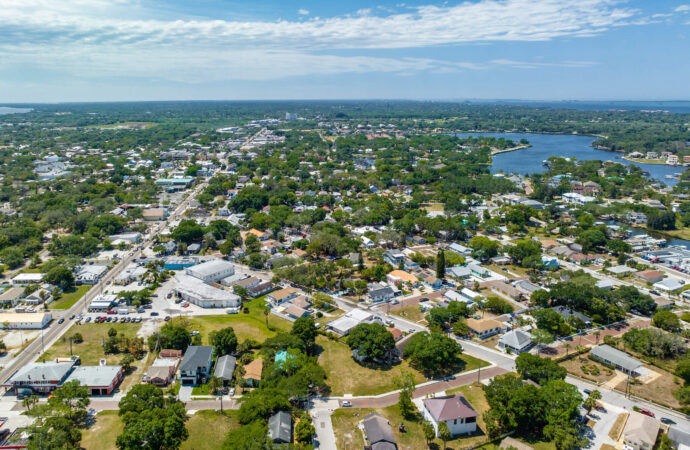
(208, 376, 223, 412)
(563, 343, 571, 356)
(594, 330, 601, 345)
(263, 307, 270, 328)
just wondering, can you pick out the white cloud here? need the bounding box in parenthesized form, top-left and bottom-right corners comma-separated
(298, 9, 309, 16)
(675, 4, 690, 12)
(0, 0, 634, 84)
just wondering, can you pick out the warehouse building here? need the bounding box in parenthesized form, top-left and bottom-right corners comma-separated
(0, 312, 52, 329)
(174, 274, 241, 308)
(63, 365, 124, 396)
(185, 259, 235, 284)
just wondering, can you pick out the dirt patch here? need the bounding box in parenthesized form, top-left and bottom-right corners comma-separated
(616, 368, 683, 409)
(608, 412, 628, 441)
(559, 355, 616, 384)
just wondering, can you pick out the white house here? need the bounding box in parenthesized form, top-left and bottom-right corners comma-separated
(498, 329, 533, 353)
(562, 192, 596, 206)
(421, 394, 478, 437)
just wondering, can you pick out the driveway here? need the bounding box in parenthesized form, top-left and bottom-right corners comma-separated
(178, 386, 193, 402)
(309, 399, 338, 449)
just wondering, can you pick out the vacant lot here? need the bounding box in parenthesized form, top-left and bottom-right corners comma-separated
(390, 304, 426, 323)
(318, 336, 489, 396)
(318, 336, 426, 396)
(174, 297, 292, 344)
(81, 409, 237, 450)
(181, 410, 240, 450)
(43, 322, 142, 365)
(81, 411, 123, 450)
(616, 367, 683, 409)
(51, 285, 91, 310)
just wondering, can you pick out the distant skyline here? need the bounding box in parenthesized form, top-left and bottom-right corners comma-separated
(1, 0, 690, 102)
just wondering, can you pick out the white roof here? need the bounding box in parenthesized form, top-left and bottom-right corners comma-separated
(174, 274, 241, 305)
(12, 273, 44, 282)
(185, 259, 234, 279)
(461, 288, 481, 299)
(654, 278, 684, 291)
(64, 365, 122, 387)
(607, 265, 637, 274)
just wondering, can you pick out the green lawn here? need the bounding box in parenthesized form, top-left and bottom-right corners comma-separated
(51, 285, 91, 310)
(317, 336, 489, 396)
(81, 410, 239, 450)
(42, 322, 142, 365)
(175, 297, 292, 344)
(191, 383, 212, 395)
(333, 402, 499, 450)
(81, 411, 123, 450)
(181, 410, 240, 450)
(390, 304, 426, 323)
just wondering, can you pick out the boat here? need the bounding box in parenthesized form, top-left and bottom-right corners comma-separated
(542, 160, 550, 167)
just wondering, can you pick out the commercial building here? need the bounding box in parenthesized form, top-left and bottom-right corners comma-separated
(155, 177, 195, 190)
(174, 274, 241, 308)
(142, 208, 168, 221)
(11, 273, 44, 285)
(0, 312, 52, 329)
(88, 294, 117, 311)
(164, 257, 198, 270)
(184, 259, 235, 284)
(590, 345, 643, 376)
(4, 361, 75, 394)
(421, 394, 478, 437)
(63, 365, 124, 396)
(75, 264, 108, 284)
(0, 287, 25, 306)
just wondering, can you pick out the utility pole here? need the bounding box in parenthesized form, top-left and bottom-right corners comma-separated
(477, 359, 481, 384)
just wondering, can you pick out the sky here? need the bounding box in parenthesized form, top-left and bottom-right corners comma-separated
(1, 0, 690, 102)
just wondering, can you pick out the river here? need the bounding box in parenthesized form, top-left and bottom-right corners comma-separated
(454, 132, 684, 186)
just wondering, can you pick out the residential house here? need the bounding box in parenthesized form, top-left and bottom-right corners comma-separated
(178, 346, 214, 386)
(635, 270, 665, 284)
(622, 412, 660, 450)
(247, 281, 275, 298)
(243, 358, 263, 387)
(384, 249, 405, 266)
(448, 266, 472, 279)
(268, 411, 292, 444)
(362, 413, 398, 449)
(267, 287, 299, 305)
(498, 330, 533, 353)
(0, 287, 24, 306)
(552, 306, 592, 327)
(421, 394, 478, 437)
(386, 270, 417, 286)
(367, 283, 395, 304)
(214, 355, 237, 386)
(653, 278, 684, 293)
(466, 318, 504, 339)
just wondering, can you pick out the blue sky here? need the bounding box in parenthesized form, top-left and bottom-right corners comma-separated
(0, 0, 689, 102)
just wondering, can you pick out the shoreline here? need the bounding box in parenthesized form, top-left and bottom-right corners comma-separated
(490, 144, 531, 155)
(621, 155, 676, 166)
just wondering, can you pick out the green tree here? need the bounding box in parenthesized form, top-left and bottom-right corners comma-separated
(436, 250, 446, 279)
(171, 220, 204, 244)
(120, 354, 135, 373)
(209, 327, 238, 356)
(422, 421, 435, 448)
(403, 332, 462, 376)
(395, 371, 416, 420)
(675, 359, 690, 384)
(44, 265, 75, 291)
(291, 317, 318, 354)
(469, 236, 499, 261)
(438, 421, 451, 450)
(237, 388, 290, 424)
(516, 353, 567, 385)
(295, 419, 316, 444)
(222, 420, 270, 450)
(653, 309, 681, 332)
(531, 329, 555, 353)
(347, 323, 395, 362)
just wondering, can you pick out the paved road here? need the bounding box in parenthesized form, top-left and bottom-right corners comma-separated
(0, 181, 207, 386)
(347, 366, 508, 408)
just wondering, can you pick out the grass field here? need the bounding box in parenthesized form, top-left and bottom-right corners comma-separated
(317, 336, 489, 396)
(318, 336, 426, 396)
(181, 410, 240, 450)
(617, 367, 683, 409)
(390, 304, 426, 323)
(81, 411, 123, 450)
(559, 355, 616, 384)
(81, 410, 238, 450)
(42, 322, 142, 365)
(172, 297, 291, 344)
(51, 285, 91, 310)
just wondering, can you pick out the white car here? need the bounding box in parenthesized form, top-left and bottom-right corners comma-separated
(229, 388, 235, 396)
(341, 401, 352, 407)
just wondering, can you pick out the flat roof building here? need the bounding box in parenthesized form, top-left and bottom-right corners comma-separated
(0, 312, 52, 329)
(64, 365, 124, 396)
(11, 273, 44, 285)
(5, 361, 75, 394)
(174, 274, 241, 309)
(185, 259, 235, 284)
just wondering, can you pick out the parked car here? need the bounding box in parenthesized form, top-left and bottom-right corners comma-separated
(419, 297, 429, 302)
(660, 417, 675, 425)
(150, 312, 159, 316)
(650, 290, 660, 296)
(85, 317, 92, 323)
(167, 293, 172, 299)
(164, 316, 171, 321)
(584, 389, 592, 395)
(229, 388, 235, 396)
(135, 317, 142, 323)
(69, 315, 75, 320)
(341, 401, 352, 407)
(639, 408, 655, 417)
(106, 310, 116, 315)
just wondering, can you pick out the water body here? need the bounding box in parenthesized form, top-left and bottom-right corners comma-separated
(468, 100, 690, 114)
(454, 132, 683, 186)
(0, 107, 32, 115)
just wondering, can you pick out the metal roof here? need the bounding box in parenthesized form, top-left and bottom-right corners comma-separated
(213, 355, 236, 381)
(591, 345, 642, 372)
(268, 411, 292, 443)
(64, 365, 122, 387)
(423, 394, 478, 422)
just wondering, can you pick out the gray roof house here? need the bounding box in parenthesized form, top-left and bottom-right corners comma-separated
(362, 413, 397, 450)
(497, 330, 533, 354)
(552, 306, 592, 327)
(668, 427, 690, 449)
(268, 411, 292, 444)
(178, 346, 214, 386)
(213, 355, 237, 384)
(367, 283, 395, 303)
(591, 345, 643, 376)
